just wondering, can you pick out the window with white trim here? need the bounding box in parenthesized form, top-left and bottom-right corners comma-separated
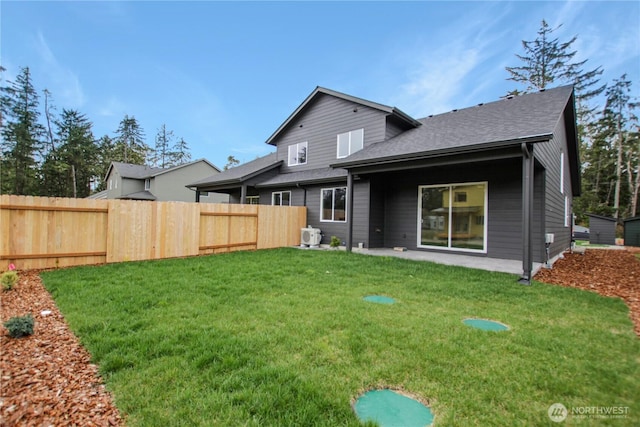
(288, 142, 307, 166)
(144, 178, 150, 190)
(337, 128, 364, 158)
(246, 196, 259, 205)
(321, 187, 347, 222)
(564, 196, 570, 227)
(272, 191, 291, 206)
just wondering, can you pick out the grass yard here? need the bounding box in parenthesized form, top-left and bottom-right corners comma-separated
(41, 248, 639, 426)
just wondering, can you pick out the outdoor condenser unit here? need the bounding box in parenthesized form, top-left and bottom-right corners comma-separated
(301, 227, 322, 247)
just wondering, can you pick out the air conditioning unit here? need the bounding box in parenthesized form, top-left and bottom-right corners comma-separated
(301, 227, 322, 247)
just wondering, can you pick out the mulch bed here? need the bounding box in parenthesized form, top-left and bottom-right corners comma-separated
(1, 249, 638, 426)
(535, 247, 640, 337)
(0, 271, 124, 426)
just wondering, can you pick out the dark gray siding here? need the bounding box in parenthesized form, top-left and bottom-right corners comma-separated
(534, 119, 573, 259)
(257, 181, 350, 245)
(272, 93, 389, 174)
(361, 158, 547, 262)
(624, 217, 640, 247)
(368, 176, 386, 248)
(352, 180, 371, 247)
(385, 116, 411, 140)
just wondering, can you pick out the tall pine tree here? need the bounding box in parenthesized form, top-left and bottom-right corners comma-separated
(171, 137, 191, 166)
(114, 115, 148, 165)
(0, 66, 46, 195)
(505, 19, 604, 125)
(53, 109, 98, 197)
(151, 124, 175, 168)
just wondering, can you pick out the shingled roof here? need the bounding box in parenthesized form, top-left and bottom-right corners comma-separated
(107, 159, 219, 181)
(188, 153, 281, 189)
(332, 85, 575, 168)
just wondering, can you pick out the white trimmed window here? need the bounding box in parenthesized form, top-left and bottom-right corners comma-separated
(337, 128, 364, 158)
(321, 187, 347, 222)
(246, 196, 259, 205)
(564, 196, 570, 227)
(144, 178, 150, 190)
(272, 191, 291, 206)
(288, 141, 308, 166)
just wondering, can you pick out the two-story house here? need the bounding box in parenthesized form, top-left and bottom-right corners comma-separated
(94, 158, 228, 203)
(189, 86, 579, 283)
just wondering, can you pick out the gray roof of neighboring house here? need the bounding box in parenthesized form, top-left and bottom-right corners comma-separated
(265, 86, 421, 146)
(256, 167, 347, 188)
(107, 158, 220, 181)
(188, 153, 281, 188)
(332, 85, 575, 168)
(87, 190, 108, 199)
(119, 190, 157, 200)
(109, 162, 165, 180)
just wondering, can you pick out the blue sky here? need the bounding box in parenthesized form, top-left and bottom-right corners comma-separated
(2, 1, 639, 169)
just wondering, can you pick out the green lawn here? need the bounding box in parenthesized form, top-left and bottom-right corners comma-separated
(41, 248, 639, 426)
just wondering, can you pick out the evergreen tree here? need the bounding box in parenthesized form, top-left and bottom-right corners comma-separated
(53, 109, 98, 197)
(505, 19, 605, 125)
(601, 75, 637, 219)
(114, 115, 148, 165)
(0, 66, 46, 195)
(95, 135, 116, 191)
(151, 124, 175, 168)
(171, 137, 191, 166)
(224, 155, 240, 170)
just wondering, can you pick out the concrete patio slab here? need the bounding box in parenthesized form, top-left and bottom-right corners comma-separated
(351, 247, 539, 276)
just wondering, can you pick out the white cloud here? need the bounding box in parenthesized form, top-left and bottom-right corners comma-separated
(97, 96, 127, 117)
(34, 31, 85, 108)
(388, 2, 517, 117)
(400, 48, 481, 116)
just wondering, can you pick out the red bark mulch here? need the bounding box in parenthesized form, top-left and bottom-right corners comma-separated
(534, 247, 640, 337)
(0, 271, 124, 426)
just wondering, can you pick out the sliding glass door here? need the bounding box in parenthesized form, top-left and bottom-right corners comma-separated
(418, 182, 487, 252)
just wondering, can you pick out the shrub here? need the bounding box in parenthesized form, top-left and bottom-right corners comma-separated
(330, 235, 341, 248)
(1, 271, 18, 291)
(4, 314, 35, 338)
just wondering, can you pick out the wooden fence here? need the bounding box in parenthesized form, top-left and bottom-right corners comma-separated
(0, 195, 307, 270)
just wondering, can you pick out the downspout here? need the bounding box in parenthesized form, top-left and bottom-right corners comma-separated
(195, 190, 201, 203)
(519, 142, 534, 285)
(346, 171, 354, 252)
(296, 183, 307, 206)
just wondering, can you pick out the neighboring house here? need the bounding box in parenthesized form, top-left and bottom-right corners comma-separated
(189, 86, 579, 283)
(96, 159, 228, 203)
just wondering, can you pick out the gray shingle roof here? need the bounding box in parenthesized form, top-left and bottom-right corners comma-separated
(256, 167, 347, 188)
(111, 162, 165, 179)
(332, 85, 575, 168)
(119, 190, 157, 200)
(110, 159, 220, 180)
(188, 153, 280, 187)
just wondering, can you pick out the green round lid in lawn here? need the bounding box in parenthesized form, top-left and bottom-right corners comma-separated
(353, 389, 434, 426)
(463, 318, 510, 331)
(363, 295, 395, 304)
